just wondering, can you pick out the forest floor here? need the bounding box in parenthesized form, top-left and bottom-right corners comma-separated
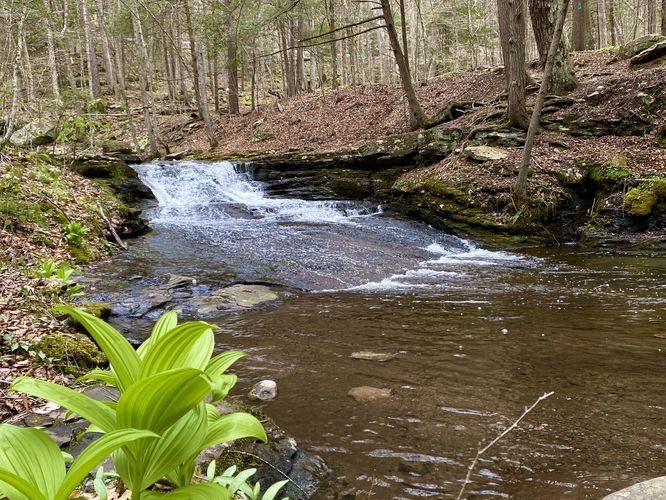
(0, 152, 127, 418)
(148, 51, 664, 179)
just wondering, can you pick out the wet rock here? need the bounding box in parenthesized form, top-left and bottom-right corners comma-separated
(9, 117, 58, 147)
(22, 413, 55, 428)
(630, 40, 666, 65)
(463, 145, 508, 162)
(101, 139, 141, 164)
(44, 422, 76, 448)
(348, 386, 392, 402)
(618, 34, 666, 59)
(195, 284, 280, 313)
(603, 476, 666, 499)
(350, 351, 397, 362)
(161, 274, 196, 290)
(80, 301, 112, 319)
(67, 155, 137, 180)
(249, 380, 278, 401)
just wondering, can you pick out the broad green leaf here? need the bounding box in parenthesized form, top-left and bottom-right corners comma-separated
(10, 377, 116, 433)
(208, 374, 237, 403)
(0, 470, 46, 500)
(0, 424, 63, 500)
(262, 479, 290, 500)
(201, 413, 267, 450)
(138, 322, 215, 379)
(205, 351, 247, 377)
(55, 428, 159, 499)
(76, 368, 117, 386)
(137, 311, 178, 359)
(117, 403, 208, 491)
(117, 368, 210, 434)
(142, 483, 232, 499)
(93, 467, 107, 500)
(54, 306, 139, 392)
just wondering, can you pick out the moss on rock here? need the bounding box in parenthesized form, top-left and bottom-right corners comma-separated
(623, 177, 666, 216)
(34, 333, 106, 374)
(80, 301, 112, 319)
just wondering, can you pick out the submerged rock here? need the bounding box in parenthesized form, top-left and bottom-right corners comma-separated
(350, 351, 397, 362)
(249, 380, 278, 401)
(194, 284, 280, 314)
(348, 386, 392, 402)
(603, 476, 666, 499)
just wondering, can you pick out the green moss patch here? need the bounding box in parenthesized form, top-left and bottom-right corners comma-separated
(623, 177, 666, 216)
(33, 333, 106, 374)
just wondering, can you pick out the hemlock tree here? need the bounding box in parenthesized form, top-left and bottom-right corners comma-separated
(529, 0, 577, 93)
(498, 0, 529, 129)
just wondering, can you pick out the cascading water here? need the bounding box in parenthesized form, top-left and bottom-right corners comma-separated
(133, 160, 532, 291)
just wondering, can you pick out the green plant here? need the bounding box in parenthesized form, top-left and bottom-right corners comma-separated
(207, 462, 288, 500)
(0, 423, 156, 500)
(35, 259, 86, 298)
(64, 221, 88, 247)
(10, 308, 267, 499)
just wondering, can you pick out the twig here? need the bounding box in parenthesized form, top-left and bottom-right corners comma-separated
(456, 391, 554, 500)
(97, 203, 128, 251)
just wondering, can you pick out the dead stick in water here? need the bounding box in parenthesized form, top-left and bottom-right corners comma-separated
(97, 203, 128, 251)
(456, 391, 555, 500)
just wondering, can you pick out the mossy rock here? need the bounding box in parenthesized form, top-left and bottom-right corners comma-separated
(624, 187, 659, 216)
(618, 34, 666, 59)
(34, 333, 106, 374)
(80, 301, 112, 319)
(589, 157, 631, 189)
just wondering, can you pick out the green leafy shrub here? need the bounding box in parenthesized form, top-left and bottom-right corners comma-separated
(64, 221, 88, 247)
(9, 308, 269, 499)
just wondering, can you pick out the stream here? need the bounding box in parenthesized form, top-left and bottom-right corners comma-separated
(84, 161, 666, 499)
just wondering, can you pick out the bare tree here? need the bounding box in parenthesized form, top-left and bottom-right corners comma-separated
(596, 0, 608, 47)
(77, 0, 101, 98)
(379, 0, 429, 130)
(0, 5, 27, 149)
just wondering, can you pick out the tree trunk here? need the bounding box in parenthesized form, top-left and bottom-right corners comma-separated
(647, 0, 657, 32)
(78, 0, 101, 97)
(93, 0, 117, 97)
(129, 0, 158, 156)
(184, 0, 218, 148)
(0, 6, 27, 149)
(327, 0, 339, 88)
(20, 23, 35, 106)
(529, 0, 577, 93)
(498, 0, 529, 128)
(662, 0, 666, 34)
(572, 0, 590, 50)
(379, 0, 429, 130)
(597, 0, 608, 46)
(44, 1, 61, 103)
(516, 0, 571, 197)
(608, 0, 618, 44)
(225, 0, 240, 114)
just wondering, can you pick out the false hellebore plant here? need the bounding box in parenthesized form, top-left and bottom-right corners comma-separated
(4, 307, 270, 499)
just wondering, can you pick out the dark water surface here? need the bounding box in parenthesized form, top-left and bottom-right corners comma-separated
(86, 162, 666, 498)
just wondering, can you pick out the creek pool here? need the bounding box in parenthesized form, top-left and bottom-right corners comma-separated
(85, 161, 666, 498)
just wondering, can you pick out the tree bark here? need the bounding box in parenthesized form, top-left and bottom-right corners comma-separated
(0, 6, 27, 149)
(529, 0, 577, 92)
(498, 0, 529, 128)
(379, 0, 428, 130)
(327, 0, 339, 88)
(516, 0, 571, 197)
(647, 0, 657, 33)
(77, 0, 101, 97)
(225, 0, 240, 114)
(572, 0, 590, 50)
(662, 0, 666, 34)
(597, 0, 608, 47)
(184, 0, 218, 148)
(94, 0, 118, 97)
(44, 0, 61, 103)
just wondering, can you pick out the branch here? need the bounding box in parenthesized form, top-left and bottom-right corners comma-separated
(257, 24, 386, 59)
(456, 391, 555, 500)
(298, 15, 384, 43)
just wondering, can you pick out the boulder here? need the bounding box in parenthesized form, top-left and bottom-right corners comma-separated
(630, 40, 666, 65)
(67, 155, 138, 180)
(463, 145, 508, 162)
(9, 118, 59, 147)
(101, 139, 133, 155)
(348, 386, 392, 402)
(248, 380, 278, 401)
(33, 333, 106, 374)
(618, 34, 666, 59)
(603, 476, 666, 499)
